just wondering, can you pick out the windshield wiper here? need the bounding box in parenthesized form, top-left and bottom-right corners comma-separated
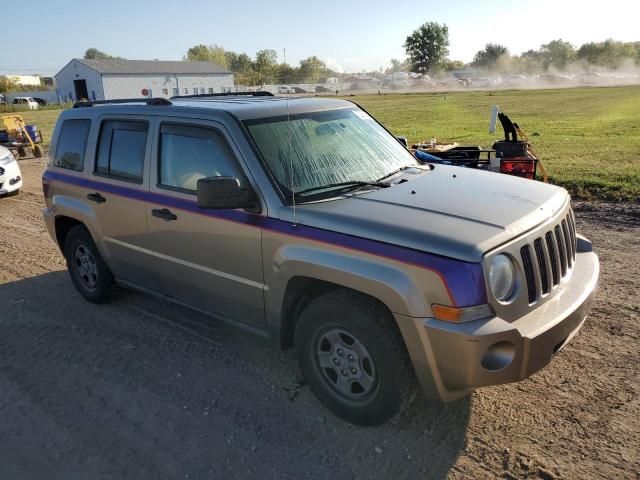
(296, 181, 389, 197)
(374, 165, 415, 183)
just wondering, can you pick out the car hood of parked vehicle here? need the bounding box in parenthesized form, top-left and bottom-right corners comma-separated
(281, 165, 569, 263)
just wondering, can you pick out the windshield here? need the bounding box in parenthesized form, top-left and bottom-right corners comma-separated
(244, 108, 418, 199)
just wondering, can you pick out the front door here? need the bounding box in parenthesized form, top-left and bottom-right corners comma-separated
(73, 79, 89, 101)
(143, 120, 265, 328)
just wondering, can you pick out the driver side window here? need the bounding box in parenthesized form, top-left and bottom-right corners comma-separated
(158, 124, 243, 193)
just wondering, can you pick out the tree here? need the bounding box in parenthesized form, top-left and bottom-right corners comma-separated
(386, 58, 409, 73)
(84, 48, 121, 60)
(577, 39, 638, 68)
(404, 22, 450, 73)
(539, 39, 575, 70)
(472, 43, 509, 68)
(228, 52, 253, 73)
(185, 44, 229, 68)
(253, 49, 278, 82)
(444, 60, 465, 71)
(298, 56, 326, 82)
(0, 76, 17, 93)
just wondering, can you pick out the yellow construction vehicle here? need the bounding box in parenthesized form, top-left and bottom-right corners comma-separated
(0, 114, 44, 158)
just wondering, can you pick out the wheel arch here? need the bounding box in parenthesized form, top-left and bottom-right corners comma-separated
(54, 215, 84, 251)
(267, 245, 430, 349)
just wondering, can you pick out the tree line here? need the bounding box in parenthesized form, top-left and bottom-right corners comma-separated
(80, 30, 640, 88)
(400, 22, 640, 75)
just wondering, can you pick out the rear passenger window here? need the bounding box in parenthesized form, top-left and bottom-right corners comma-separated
(158, 124, 243, 192)
(95, 120, 148, 183)
(54, 119, 91, 171)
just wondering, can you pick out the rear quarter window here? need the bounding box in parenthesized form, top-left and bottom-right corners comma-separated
(53, 119, 91, 171)
(95, 120, 148, 183)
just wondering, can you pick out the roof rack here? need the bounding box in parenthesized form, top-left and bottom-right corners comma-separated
(171, 91, 274, 99)
(73, 98, 172, 108)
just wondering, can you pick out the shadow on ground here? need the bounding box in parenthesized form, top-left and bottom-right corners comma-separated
(0, 271, 471, 479)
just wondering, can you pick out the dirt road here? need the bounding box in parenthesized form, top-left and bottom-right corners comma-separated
(1, 158, 638, 479)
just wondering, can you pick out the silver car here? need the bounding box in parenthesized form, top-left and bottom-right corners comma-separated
(42, 94, 599, 425)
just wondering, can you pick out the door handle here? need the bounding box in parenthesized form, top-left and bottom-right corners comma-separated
(152, 208, 178, 221)
(87, 192, 106, 203)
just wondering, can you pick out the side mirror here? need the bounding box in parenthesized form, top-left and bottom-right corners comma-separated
(197, 176, 256, 210)
(396, 136, 408, 147)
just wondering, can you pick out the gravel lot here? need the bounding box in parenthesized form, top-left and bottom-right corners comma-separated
(1, 158, 638, 479)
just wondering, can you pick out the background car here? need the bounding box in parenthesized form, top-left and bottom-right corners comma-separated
(12, 97, 39, 110)
(0, 146, 23, 196)
(277, 86, 295, 94)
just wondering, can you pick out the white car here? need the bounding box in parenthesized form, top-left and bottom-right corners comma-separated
(13, 97, 39, 110)
(0, 146, 23, 195)
(277, 86, 295, 94)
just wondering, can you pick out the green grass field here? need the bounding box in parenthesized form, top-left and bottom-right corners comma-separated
(11, 86, 640, 201)
(353, 86, 640, 202)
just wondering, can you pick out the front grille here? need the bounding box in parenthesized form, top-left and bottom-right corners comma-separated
(520, 208, 577, 304)
(0, 166, 5, 176)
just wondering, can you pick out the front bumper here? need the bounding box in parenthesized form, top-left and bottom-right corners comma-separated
(397, 247, 599, 402)
(0, 160, 23, 194)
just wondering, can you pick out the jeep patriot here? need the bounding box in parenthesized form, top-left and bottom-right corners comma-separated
(42, 94, 599, 425)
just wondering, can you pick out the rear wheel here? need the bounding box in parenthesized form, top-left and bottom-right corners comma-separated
(64, 225, 114, 303)
(295, 289, 417, 425)
(33, 145, 44, 158)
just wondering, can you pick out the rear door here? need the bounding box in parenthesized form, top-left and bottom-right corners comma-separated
(86, 116, 153, 286)
(143, 119, 265, 328)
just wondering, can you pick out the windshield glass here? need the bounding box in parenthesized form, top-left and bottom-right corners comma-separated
(244, 108, 418, 199)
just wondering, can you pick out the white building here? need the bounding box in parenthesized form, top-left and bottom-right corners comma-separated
(54, 59, 234, 102)
(0, 75, 42, 87)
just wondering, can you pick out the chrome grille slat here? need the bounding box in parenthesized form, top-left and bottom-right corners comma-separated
(520, 245, 537, 304)
(546, 231, 560, 285)
(554, 226, 567, 277)
(533, 238, 550, 294)
(561, 220, 572, 268)
(568, 212, 577, 261)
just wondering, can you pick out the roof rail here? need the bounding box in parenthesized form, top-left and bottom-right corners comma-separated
(171, 91, 274, 99)
(73, 98, 172, 108)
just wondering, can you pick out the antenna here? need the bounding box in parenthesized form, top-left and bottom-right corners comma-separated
(286, 84, 296, 226)
(282, 45, 296, 226)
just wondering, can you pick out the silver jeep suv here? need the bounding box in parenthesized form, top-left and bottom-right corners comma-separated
(42, 94, 599, 425)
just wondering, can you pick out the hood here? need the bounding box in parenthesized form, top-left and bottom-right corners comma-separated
(279, 165, 568, 263)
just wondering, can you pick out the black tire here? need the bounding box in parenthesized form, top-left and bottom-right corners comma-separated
(33, 145, 44, 158)
(295, 289, 417, 425)
(63, 225, 114, 303)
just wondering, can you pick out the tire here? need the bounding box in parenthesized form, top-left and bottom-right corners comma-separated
(63, 225, 114, 303)
(295, 289, 417, 425)
(33, 145, 44, 158)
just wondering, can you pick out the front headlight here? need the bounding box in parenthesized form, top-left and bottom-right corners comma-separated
(0, 152, 16, 165)
(489, 254, 516, 301)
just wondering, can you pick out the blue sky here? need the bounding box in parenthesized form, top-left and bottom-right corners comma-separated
(5, 0, 638, 75)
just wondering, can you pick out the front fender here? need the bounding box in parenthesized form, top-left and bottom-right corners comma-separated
(264, 244, 440, 342)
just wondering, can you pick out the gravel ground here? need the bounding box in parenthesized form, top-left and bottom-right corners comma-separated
(0, 158, 638, 480)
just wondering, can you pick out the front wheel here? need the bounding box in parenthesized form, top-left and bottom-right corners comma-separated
(295, 290, 417, 425)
